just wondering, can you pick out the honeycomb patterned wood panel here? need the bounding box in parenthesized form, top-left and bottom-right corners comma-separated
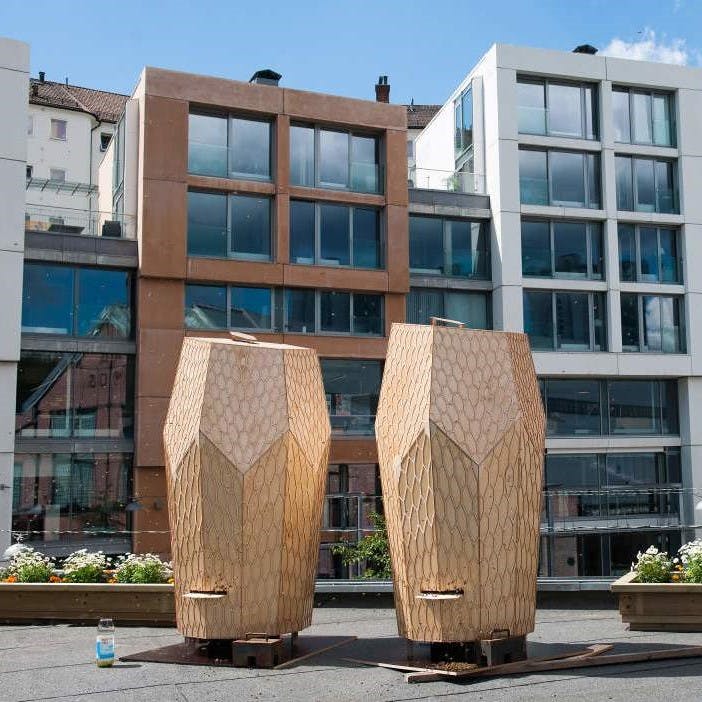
(376, 323, 546, 643)
(164, 337, 330, 640)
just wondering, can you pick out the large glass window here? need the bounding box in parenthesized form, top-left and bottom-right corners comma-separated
(615, 156, 678, 213)
(12, 453, 131, 556)
(291, 201, 382, 268)
(454, 86, 473, 156)
(16, 352, 134, 439)
(230, 286, 272, 329)
(188, 112, 270, 180)
(321, 359, 382, 435)
(524, 290, 605, 351)
(22, 264, 131, 338)
(407, 288, 490, 328)
(517, 77, 598, 139)
(285, 288, 315, 333)
(184, 285, 227, 329)
(522, 219, 603, 279)
(187, 191, 271, 260)
(612, 88, 675, 147)
(409, 215, 489, 278)
(291, 124, 381, 194)
(620, 294, 684, 353)
(619, 224, 681, 283)
(519, 148, 601, 208)
(541, 378, 678, 436)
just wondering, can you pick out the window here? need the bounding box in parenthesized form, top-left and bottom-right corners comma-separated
(99, 133, 111, 151)
(612, 88, 675, 146)
(521, 219, 602, 279)
(615, 156, 678, 213)
(290, 200, 382, 269)
(621, 294, 684, 353)
(290, 124, 381, 194)
(407, 288, 490, 328)
(50, 119, 67, 140)
(188, 112, 270, 180)
(618, 224, 681, 283)
(49, 168, 66, 183)
(321, 359, 382, 435)
(540, 378, 678, 436)
(454, 86, 473, 156)
(185, 285, 384, 336)
(16, 352, 134, 439)
(187, 190, 271, 260)
(409, 215, 489, 278)
(27, 115, 33, 136)
(22, 264, 132, 338)
(517, 77, 598, 139)
(26, 165, 33, 179)
(12, 453, 131, 554)
(519, 148, 600, 208)
(524, 290, 605, 351)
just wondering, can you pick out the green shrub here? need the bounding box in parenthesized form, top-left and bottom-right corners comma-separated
(114, 553, 172, 584)
(679, 539, 702, 584)
(331, 512, 392, 580)
(633, 546, 672, 583)
(7, 548, 54, 583)
(61, 550, 109, 583)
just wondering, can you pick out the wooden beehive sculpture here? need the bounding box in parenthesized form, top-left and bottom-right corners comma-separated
(375, 323, 545, 645)
(163, 336, 330, 640)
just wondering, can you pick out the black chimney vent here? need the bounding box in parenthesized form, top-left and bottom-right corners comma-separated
(573, 44, 598, 55)
(38, 71, 45, 82)
(249, 69, 282, 86)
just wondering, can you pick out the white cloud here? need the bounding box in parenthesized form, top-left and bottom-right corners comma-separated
(601, 29, 689, 65)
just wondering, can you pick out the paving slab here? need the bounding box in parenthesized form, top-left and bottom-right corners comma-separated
(1, 600, 702, 701)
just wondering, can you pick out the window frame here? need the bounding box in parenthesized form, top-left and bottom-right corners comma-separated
(519, 147, 601, 208)
(615, 155, 679, 213)
(524, 289, 606, 351)
(612, 87, 676, 147)
(290, 122, 383, 194)
(620, 293, 685, 353)
(618, 224, 682, 283)
(409, 214, 490, 279)
(289, 199, 384, 270)
(517, 76, 599, 140)
(50, 118, 67, 141)
(521, 218, 603, 280)
(187, 111, 272, 182)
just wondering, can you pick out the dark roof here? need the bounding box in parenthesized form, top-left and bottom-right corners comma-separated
(406, 104, 441, 129)
(29, 79, 129, 123)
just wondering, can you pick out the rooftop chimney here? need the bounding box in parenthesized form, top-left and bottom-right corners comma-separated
(573, 44, 598, 55)
(375, 75, 390, 103)
(38, 71, 45, 82)
(249, 69, 282, 86)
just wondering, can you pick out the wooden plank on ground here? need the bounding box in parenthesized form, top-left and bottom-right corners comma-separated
(274, 637, 356, 669)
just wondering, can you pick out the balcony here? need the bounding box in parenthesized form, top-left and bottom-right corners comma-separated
(25, 205, 136, 240)
(408, 166, 485, 195)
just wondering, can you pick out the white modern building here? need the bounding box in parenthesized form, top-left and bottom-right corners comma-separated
(0, 36, 29, 556)
(25, 74, 128, 237)
(413, 43, 702, 577)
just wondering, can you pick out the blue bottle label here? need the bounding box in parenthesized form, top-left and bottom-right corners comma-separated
(96, 637, 115, 660)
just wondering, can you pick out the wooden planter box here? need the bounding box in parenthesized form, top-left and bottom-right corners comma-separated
(0, 583, 175, 625)
(611, 571, 702, 632)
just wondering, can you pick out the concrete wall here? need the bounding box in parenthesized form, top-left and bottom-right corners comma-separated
(0, 36, 28, 556)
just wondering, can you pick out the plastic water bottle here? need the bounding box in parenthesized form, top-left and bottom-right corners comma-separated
(96, 618, 115, 667)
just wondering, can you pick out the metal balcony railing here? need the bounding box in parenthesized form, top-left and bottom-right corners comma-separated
(25, 205, 136, 240)
(408, 166, 485, 194)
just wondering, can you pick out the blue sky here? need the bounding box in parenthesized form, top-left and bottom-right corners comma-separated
(1, 0, 700, 104)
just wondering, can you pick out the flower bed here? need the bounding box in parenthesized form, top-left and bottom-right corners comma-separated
(611, 541, 702, 632)
(0, 546, 175, 625)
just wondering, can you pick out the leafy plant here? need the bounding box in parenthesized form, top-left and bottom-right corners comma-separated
(632, 546, 672, 583)
(61, 549, 109, 583)
(679, 539, 702, 584)
(114, 553, 172, 584)
(5, 547, 54, 583)
(331, 512, 392, 580)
